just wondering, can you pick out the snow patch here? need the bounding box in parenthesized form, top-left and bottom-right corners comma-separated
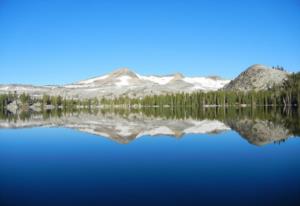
(115, 75, 132, 87)
(183, 77, 230, 91)
(0, 86, 9, 90)
(115, 125, 133, 136)
(78, 75, 108, 84)
(137, 74, 173, 85)
(184, 120, 230, 134)
(137, 126, 174, 137)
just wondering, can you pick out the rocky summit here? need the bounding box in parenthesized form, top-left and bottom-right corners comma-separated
(224, 64, 288, 91)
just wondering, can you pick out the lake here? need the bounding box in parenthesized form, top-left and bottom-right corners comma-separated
(0, 107, 300, 205)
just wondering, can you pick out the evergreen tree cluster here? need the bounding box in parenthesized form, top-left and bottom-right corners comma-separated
(40, 94, 97, 111)
(0, 92, 17, 110)
(272, 65, 285, 71)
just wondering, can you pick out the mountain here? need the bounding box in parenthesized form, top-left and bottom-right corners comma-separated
(0, 68, 230, 99)
(0, 64, 290, 98)
(224, 64, 288, 91)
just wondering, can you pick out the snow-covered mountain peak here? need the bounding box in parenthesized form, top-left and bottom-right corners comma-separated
(74, 68, 138, 85)
(108, 67, 138, 79)
(62, 68, 231, 95)
(172, 72, 184, 80)
(1, 67, 231, 98)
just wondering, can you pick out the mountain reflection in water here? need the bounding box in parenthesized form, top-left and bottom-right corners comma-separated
(0, 107, 299, 146)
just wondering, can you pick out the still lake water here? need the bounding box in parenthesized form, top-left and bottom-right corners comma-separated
(0, 108, 300, 205)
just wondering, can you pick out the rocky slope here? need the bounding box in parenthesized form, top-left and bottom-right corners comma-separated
(0, 68, 230, 99)
(224, 64, 288, 91)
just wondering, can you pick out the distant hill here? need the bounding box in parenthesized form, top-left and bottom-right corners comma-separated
(224, 64, 288, 91)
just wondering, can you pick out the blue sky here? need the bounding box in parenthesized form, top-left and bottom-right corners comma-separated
(0, 0, 299, 85)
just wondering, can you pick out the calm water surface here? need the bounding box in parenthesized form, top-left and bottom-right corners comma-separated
(0, 108, 300, 205)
